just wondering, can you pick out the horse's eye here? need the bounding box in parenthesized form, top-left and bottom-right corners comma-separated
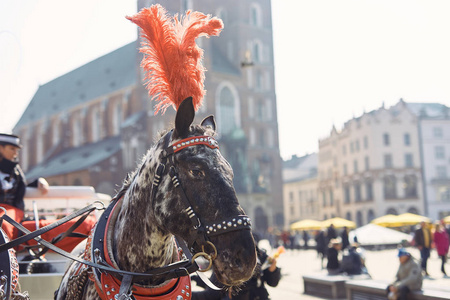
(189, 169, 205, 178)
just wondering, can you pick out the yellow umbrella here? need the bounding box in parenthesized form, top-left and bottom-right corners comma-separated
(290, 219, 322, 231)
(396, 213, 431, 226)
(443, 215, 450, 224)
(371, 214, 402, 227)
(321, 217, 356, 229)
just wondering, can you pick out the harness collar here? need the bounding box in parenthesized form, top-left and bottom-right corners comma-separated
(90, 197, 192, 300)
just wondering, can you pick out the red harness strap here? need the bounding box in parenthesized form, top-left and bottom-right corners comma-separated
(87, 198, 192, 300)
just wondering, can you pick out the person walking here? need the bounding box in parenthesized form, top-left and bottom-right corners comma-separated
(315, 230, 327, 269)
(413, 221, 432, 276)
(386, 248, 423, 300)
(340, 226, 350, 250)
(433, 220, 449, 277)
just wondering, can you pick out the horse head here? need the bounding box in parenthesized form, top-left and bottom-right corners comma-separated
(150, 97, 257, 286)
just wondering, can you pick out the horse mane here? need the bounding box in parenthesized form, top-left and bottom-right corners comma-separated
(126, 4, 223, 114)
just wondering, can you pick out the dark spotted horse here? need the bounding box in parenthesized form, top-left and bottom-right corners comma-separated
(54, 5, 257, 300)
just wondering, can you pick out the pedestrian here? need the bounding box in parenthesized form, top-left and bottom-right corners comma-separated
(326, 238, 342, 275)
(302, 230, 309, 249)
(0, 133, 49, 240)
(315, 230, 327, 269)
(386, 248, 422, 300)
(433, 220, 449, 277)
(326, 223, 337, 245)
(340, 226, 350, 250)
(413, 221, 432, 276)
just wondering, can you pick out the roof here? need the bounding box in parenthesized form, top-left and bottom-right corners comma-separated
(15, 42, 139, 129)
(282, 153, 318, 183)
(25, 136, 121, 180)
(405, 102, 449, 118)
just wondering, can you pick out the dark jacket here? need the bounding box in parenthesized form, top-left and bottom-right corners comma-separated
(414, 227, 432, 248)
(192, 248, 281, 300)
(326, 247, 340, 270)
(0, 158, 40, 212)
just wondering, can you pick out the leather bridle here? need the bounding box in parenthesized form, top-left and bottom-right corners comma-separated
(150, 131, 252, 267)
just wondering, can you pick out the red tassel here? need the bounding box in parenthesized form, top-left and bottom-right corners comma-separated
(126, 4, 223, 114)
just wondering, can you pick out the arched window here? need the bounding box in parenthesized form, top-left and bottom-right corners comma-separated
(404, 175, 417, 198)
(386, 207, 398, 215)
(72, 113, 83, 147)
(52, 119, 60, 146)
(384, 175, 397, 199)
(250, 3, 263, 27)
(113, 101, 122, 135)
(356, 211, 363, 227)
(216, 82, 240, 135)
(407, 207, 419, 214)
(367, 209, 375, 223)
(346, 211, 352, 221)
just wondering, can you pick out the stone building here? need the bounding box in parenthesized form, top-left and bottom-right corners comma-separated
(13, 0, 283, 232)
(405, 102, 450, 220)
(282, 153, 319, 229)
(318, 100, 425, 227)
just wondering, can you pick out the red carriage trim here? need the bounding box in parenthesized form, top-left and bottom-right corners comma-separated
(171, 136, 219, 153)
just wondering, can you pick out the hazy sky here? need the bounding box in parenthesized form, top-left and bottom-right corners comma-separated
(1, 0, 450, 160)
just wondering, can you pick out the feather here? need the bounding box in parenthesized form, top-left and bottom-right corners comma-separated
(126, 4, 223, 114)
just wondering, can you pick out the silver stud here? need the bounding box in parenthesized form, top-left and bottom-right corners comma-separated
(177, 296, 183, 300)
(186, 292, 190, 297)
(186, 285, 190, 289)
(191, 139, 194, 143)
(177, 144, 181, 148)
(234, 224, 237, 227)
(182, 289, 185, 294)
(182, 142, 186, 146)
(232, 218, 236, 222)
(217, 224, 222, 229)
(105, 284, 109, 288)
(111, 288, 115, 292)
(223, 226, 227, 229)
(107, 291, 111, 296)
(238, 219, 242, 225)
(195, 138, 199, 142)
(173, 146, 177, 150)
(227, 222, 232, 227)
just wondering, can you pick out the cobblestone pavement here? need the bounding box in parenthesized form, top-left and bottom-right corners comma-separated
(265, 247, 450, 299)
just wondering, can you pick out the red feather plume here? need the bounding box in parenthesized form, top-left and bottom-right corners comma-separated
(126, 4, 223, 114)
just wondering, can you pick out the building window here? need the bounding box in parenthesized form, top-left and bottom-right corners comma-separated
(404, 175, 417, 198)
(346, 212, 352, 221)
(342, 145, 347, 155)
(353, 160, 358, 173)
(343, 163, 347, 175)
(383, 133, 390, 146)
(354, 182, 361, 202)
(384, 154, 393, 168)
(365, 180, 373, 200)
(355, 140, 360, 152)
(52, 119, 60, 146)
(363, 136, 368, 149)
(435, 146, 445, 159)
(218, 86, 237, 135)
(112, 101, 122, 135)
(384, 175, 397, 199)
(439, 187, 450, 202)
(322, 191, 327, 206)
(433, 127, 443, 138)
(405, 153, 413, 167)
(364, 156, 370, 171)
(329, 189, 334, 206)
(350, 142, 354, 153)
(437, 166, 447, 179)
(367, 209, 375, 223)
(344, 186, 350, 204)
(250, 3, 263, 27)
(356, 211, 363, 227)
(404, 133, 411, 146)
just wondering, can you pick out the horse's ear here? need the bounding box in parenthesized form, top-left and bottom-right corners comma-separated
(174, 97, 195, 138)
(201, 115, 216, 132)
